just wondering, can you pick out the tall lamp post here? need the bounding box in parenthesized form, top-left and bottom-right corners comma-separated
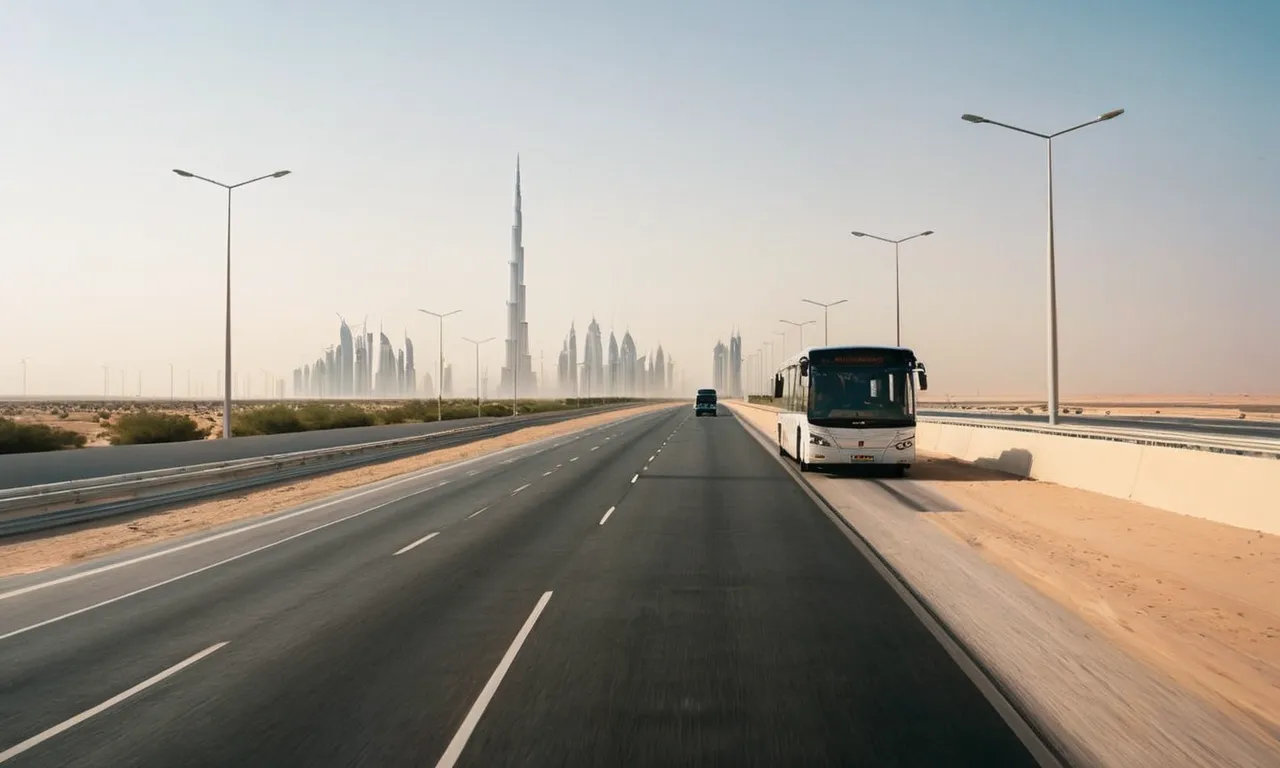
(960, 107, 1124, 424)
(849, 229, 933, 347)
(779, 319, 816, 354)
(462, 336, 495, 418)
(801, 298, 847, 346)
(173, 167, 291, 439)
(419, 308, 461, 422)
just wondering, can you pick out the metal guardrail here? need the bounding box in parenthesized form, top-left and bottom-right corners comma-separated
(731, 400, 1280, 459)
(0, 404, 636, 538)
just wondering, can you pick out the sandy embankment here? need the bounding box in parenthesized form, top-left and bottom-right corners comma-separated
(0, 403, 674, 578)
(727, 400, 1280, 744)
(920, 393, 1280, 422)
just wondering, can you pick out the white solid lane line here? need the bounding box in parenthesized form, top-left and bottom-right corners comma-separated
(0, 467, 455, 604)
(0, 494, 412, 642)
(435, 591, 554, 768)
(630, 474, 639, 484)
(0, 642, 229, 764)
(599, 506, 616, 525)
(394, 532, 439, 556)
(510, 484, 530, 496)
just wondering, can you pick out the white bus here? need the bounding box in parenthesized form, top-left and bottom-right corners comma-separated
(772, 345, 928, 476)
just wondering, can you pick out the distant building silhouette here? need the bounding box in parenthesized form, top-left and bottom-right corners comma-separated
(501, 158, 536, 397)
(712, 341, 728, 392)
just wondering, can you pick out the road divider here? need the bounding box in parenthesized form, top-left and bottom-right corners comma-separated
(0, 405, 637, 539)
(730, 400, 1280, 535)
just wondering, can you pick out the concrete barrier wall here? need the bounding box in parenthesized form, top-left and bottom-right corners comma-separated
(918, 421, 1280, 535)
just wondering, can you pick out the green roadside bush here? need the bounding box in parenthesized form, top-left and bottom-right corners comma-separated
(0, 417, 87, 454)
(226, 397, 641, 436)
(110, 412, 211, 445)
(232, 403, 376, 436)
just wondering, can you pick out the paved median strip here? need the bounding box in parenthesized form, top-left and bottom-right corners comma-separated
(394, 532, 439, 556)
(0, 641, 229, 763)
(435, 591, 554, 768)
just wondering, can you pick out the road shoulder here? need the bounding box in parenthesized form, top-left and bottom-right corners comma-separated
(726, 399, 1280, 768)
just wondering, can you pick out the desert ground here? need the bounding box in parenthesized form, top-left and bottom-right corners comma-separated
(919, 393, 1280, 422)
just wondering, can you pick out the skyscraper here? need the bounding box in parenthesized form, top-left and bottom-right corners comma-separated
(729, 331, 743, 398)
(607, 331, 619, 396)
(404, 336, 416, 396)
(583, 317, 603, 396)
(338, 319, 354, 396)
(501, 158, 535, 397)
(557, 337, 570, 395)
(713, 341, 728, 392)
(567, 321, 578, 396)
(654, 346, 666, 397)
(620, 331, 637, 397)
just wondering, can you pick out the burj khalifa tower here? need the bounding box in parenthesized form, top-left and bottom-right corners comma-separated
(501, 157, 535, 396)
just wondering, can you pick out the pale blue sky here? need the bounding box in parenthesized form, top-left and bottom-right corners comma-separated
(2, 0, 1277, 397)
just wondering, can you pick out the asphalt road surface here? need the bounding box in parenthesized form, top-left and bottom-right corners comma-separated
(0, 404, 1049, 767)
(0, 404, 630, 490)
(920, 409, 1280, 441)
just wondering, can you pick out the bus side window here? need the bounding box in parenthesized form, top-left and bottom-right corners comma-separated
(800, 367, 809, 413)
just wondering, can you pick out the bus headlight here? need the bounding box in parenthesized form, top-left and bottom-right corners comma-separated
(894, 440, 914, 451)
(809, 434, 833, 447)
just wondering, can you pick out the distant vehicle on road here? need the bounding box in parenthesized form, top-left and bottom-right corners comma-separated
(772, 345, 928, 475)
(694, 388, 718, 417)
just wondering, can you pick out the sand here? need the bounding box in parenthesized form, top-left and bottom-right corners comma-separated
(0, 403, 674, 578)
(919, 393, 1280, 422)
(924, 465, 1280, 739)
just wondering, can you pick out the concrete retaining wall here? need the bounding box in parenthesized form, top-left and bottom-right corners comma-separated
(918, 421, 1280, 535)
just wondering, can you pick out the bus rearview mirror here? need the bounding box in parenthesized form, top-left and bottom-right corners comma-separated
(773, 375, 784, 398)
(918, 371, 928, 391)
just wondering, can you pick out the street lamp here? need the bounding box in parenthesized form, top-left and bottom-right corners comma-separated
(462, 336, 495, 418)
(779, 319, 816, 353)
(419, 308, 461, 422)
(801, 298, 847, 346)
(849, 230, 933, 347)
(173, 167, 291, 439)
(772, 330, 786, 361)
(960, 107, 1124, 424)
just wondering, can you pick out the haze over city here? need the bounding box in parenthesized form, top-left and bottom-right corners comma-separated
(3, 1, 1277, 398)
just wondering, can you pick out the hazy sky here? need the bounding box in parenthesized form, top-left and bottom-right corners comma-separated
(3, 0, 1277, 398)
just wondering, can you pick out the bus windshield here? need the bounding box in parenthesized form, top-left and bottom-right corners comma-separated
(807, 364, 914, 427)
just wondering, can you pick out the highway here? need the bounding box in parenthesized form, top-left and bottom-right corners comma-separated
(920, 409, 1280, 441)
(0, 404, 1049, 767)
(0, 404, 630, 490)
